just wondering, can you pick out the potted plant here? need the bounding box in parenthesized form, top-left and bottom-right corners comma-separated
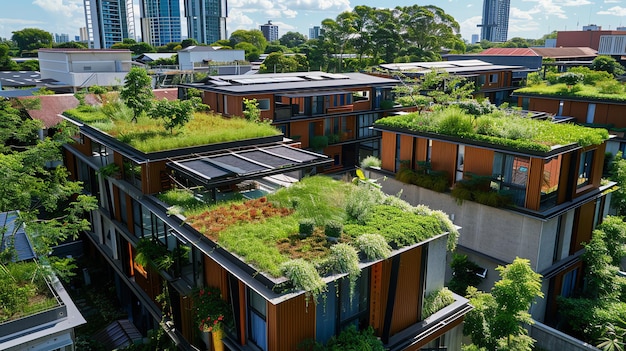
(193, 286, 229, 351)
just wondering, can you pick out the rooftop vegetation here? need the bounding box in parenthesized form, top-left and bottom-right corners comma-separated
(0, 261, 58, 323)
(375, 104, 609, 153)
(63, 101, 281, 153)
(159, 176, 457, 299)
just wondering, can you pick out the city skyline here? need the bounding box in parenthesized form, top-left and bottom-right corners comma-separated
(1, 0, 626, 44)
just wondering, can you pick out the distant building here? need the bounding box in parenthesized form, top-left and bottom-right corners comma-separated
(478, 0, 511, 42)
(139, 0, 182, 47)
(618, 26, 626, 31)
(177, 45, 245, 71)
(556, 29, 626, 51)
(582, 24, 601, 31)
(260, 20, 279, 42)
(54, 33, 70, 43)
(471, 34, 479, 44)
(309, 26, 320, 39)
(79, 27, 88, 42)
(84, 0, 136, 49)
(184, 0, 227, 45)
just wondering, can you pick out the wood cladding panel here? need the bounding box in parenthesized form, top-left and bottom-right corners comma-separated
(606, 105, 626, 128)
(369, 262, 384, 333)
(399, 135, 414, 165)
(528, 98, 560, 114)
(592, 143, 606, 188)
(267, 295, 315, 351)
(415, 138, 427, 163)
(557, 153, 572, 204)
(179, 292, 194, 343)
(64, 150, 77, 181)
(564, 101, 588, 123)
(381, 132, 396, 172)
(463, 146, 494, 177)
(289, 121, 309, 147)
(431, 141, 457, 185)
(571, 201, 596, 253)
(143, 161, 168, 194)
(203, 255, 229, 294)
(389, 247, 422, 336)
(525, 158, 545, 211)
(594, 103, 610, 125)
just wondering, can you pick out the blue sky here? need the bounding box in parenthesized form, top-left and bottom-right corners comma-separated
(1, 0, 625, 43)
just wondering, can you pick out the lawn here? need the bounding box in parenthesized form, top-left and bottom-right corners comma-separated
(514, 82, 626, 103)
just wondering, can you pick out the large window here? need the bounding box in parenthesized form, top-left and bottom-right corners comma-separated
(357, 113, 379, 139)
(456, 145, 465, 181)
(122, 157, 142, 189)
(249, 289, 267, 350)
(577, 150, 594, 188)
(492, 152, 529, 206)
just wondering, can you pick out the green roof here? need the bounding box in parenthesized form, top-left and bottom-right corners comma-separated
(514, 83, 626, 103)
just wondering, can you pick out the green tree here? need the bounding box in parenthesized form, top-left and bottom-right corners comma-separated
(120, 67, 154, 122)
(11, 28, 53, 53)
(259, 52, 298, 73)
(149, 98, 200, 133)
(181, 38, 198, 48)
(591, 55, 625, 76)
(0, 43, 18, 70)
(235, 42, 261, 62)
(279, 31, 307, 48)
(53, 41, 88, 49)
(229, 29, 267, 53)
(242, 98, 261, 123)
(610, 153, 626, 216)
(464, 258, 543, 351)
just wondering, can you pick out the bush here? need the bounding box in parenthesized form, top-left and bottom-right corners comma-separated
(360, 155, 381, 169)
(355, 233, 391, 260)
(280, 259, 327, 305)
(325, 220, 343, 238)
(423, 287, 455, 318)
(310, 135, 328, 150)
(448, 254, 483, 295)
(597, 80, 624, 94)
(299, 219, 315, 237)
(558, 72, 584, 86)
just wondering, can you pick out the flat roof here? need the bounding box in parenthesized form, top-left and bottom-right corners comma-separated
(379, 59, 524, 74)
(0, 71, 42, 87)
(0, 211, 36, 261)
(184, 71, 399, 94)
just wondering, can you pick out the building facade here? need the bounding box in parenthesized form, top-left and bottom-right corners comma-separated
(184, 0, 227, 45)
(260, 20, 278, 42)
(478, 0, 511, 42)
(309, 26, 320, 40)
(84, 0, 136, 49)
(139, 0, 182, 47)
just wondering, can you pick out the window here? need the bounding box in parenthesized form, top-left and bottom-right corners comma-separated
(586, 103, 596, 124)
(248, 289, 267, 350)
(395, 134, 402, 172)
(492, 152, 529, 206)
(353, 90, 370, 102)
(561, 268, 578, 298)
(577, 150, 594, 188)
(122, 157, 142, 189)
(489, 73, 498, 84)
(257, 98, 270, 111)
(426, 139, 432, 162)
(456, 145, 465, 181)
(358, 113, 379, 138)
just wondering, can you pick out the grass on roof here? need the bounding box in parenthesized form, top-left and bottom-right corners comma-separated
(514, 82, 626, 102)
(375, 105, 609, 152)
(162, 176, 456, 278)
(63, 104, 281, 153)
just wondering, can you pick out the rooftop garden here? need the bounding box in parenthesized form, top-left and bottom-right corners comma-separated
(514, 65, 626, 103)
(374, 103, 609, 153)
(63, 102, 281, 153)
(159, 175, 458, 300)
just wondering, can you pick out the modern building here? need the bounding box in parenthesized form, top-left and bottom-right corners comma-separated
(185, 71, 407, 171)
(471, 34, 479, 44)
(477, 0, 511, 42)
(556, 28, 626, 51)
(582, 24, 601, 31)
(260, 20, 279, 42)
(309, 26, 320, 40)
(38, 48, 133, 91)
(177, 45, 245, 70)
(55, 33, 70, 43)
(84, 0, 136, 49)
(79, 27, 89, 42)
(184, 0, 227, 45)
(139, 0, 182, 47)
(371, 106, 612, 330)
(57, 96, 471, 350)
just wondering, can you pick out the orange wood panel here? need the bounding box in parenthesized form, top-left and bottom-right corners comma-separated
(463, 146, 494, 177)
(369, 262, 384, 333)
(565, 101, 588, 122)
(143, 161, 168, 194)
(203, 255, 229, 293)
(204, 93, 218, 113)
(571, 201, 596, 253)
(289, 121, 310, 147)
(112, 184, 121, 222)
(606, 105, 626, 128)
(389, 246, 422, 336)
(593, 103, 609, 125)
(381, 132, 396, 172)
(267, 294, 315, 351)
(557, 152, 572, 204)
(399, 135, 414, 165)
(525, 157, 545, 211)
(430, 140, 457, 186)
(72, 134, 92, 157)
(529, 98, 560, 114)
(415, 138, 428, 163)
(592, 143, 606, 188)
(64, 150, 77, 181)
(179, 292, 194, 342)
(238, 281, 246, 346)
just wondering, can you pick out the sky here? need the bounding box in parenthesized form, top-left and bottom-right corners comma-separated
(1, 0, 626, 44)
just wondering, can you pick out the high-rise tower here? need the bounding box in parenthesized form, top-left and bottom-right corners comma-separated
(84, 0, 136, 49)
(184, 0, 228, 45)
(139, 0, 182, 47)
(477, 0, 510, 42)
(260, 20, 278, 42)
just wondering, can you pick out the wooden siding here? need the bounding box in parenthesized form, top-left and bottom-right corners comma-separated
(525, 157, 545, 211)
(431, 141, 456, 186)
(289, 120, 310, 148)
(415, 138, 428, 163)
(389, 247, 422, 336)
(399, 135, 414, 165)
(179, 292, 194, 343)
(592, 143, 606, 188)
(381, 132, 396, 172)
(557, 152, 572, 204)
(606, 105, 626, 127)
(142, 161, 168, 194)
(594, 103, 610, 124)
(463, 146, 494, 177)
(370, 262, 384, 334)
(527, 98, 560, 114)
(562, 101, 588, 123)
(571, 201, 596, 253)
(204, 256, 229, 294)
(267, 295, 315, 351)
(64, 150, 77, 181)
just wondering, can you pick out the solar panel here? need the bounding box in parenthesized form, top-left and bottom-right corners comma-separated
(211, 155, 269, 174)
(238, 150, 296, 168)
(265, 146, 320, 162)
(179, 159, 232, 179)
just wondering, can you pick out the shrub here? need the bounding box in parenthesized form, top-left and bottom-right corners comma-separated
(310, 135, 328, 150)
(558, 72, 584, 86)
(438, 109, 473, 135)
(448, 254, 483, 295)
(299, 218, 315, 237)
(325, 325, 385, 351)
(280, 259, 327, 306)
(597, 80, 624, 94)
(423, 287, 455, 318)
(355, 233, 391, 261)
(325, 220, 343, 238)
(360, 155, 381, 169)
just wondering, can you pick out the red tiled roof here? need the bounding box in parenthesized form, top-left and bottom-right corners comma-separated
(153, 88, 178, 101)
(20, 94, 78, 128)
(479, 48, 538, 56)
(530, 47, 597, 59)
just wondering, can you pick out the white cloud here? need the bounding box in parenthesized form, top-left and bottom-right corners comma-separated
(32, 0, 82, 17)
(32, 0, 85, 37)
(459, 15, 481, 40)
(604, 0, 621, 3)
(598, 5, 626, 15)
(510, 7, 534, 20)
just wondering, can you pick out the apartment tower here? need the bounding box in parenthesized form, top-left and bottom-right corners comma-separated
(84, 0, 136, 49)
(477, 0, 511, 42)
(184, 0, 228, 45)
(260, 20, 278, 42)
(139, 0, 182, 47)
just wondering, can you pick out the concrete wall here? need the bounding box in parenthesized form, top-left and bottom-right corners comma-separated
(424, 234, 447, 295)
(530, 321, 600, 351)
(178, 49, 246, 70)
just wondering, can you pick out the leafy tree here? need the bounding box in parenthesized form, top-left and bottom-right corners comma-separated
(610, 153, 626, 216)
(0, 44, 18, 70)
(591, 55, 625, 76)
(235, 42, 261, 62)
(149, 98, 200, 133)
(259, 52, 298, 73)
(242, 98, 260, 123)
(111, 39, 156, 55)
(448, 253, 482, 295)
(464, 258, 543, 351)
(264, 44, 287, 54)
(229, 29, 267, 53)
(148, 55, 178, 67)
(120, 67, 154, 122)
(53, 41, 88, 49)
(11, 28, 53, 53)
(279, 31, 307, 48)
(181, 38, 198, 48)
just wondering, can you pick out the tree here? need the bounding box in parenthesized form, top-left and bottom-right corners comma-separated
(18, 59, 39, 71)
(149, 98, 199, 133)
(242, 98, 261, 123)
(53, 41, 88, 49)
(591, 56, 625, 76)
(181, 38, 198, 48)
(0, 99, 97, 275)
(279, 32, 307, 48)
(111, 39, 156, 55)
(120, 67, 154, 122)
(11, 28, 53, 54)
(464, 258, 543, 351)
(229, 29, 268, 53)
(234, 42, 261, 62)
(0, 43, 18, 70)
(259, 52, 298, 73)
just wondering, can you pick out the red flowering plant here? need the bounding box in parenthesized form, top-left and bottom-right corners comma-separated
(193, 286, 230, 333)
